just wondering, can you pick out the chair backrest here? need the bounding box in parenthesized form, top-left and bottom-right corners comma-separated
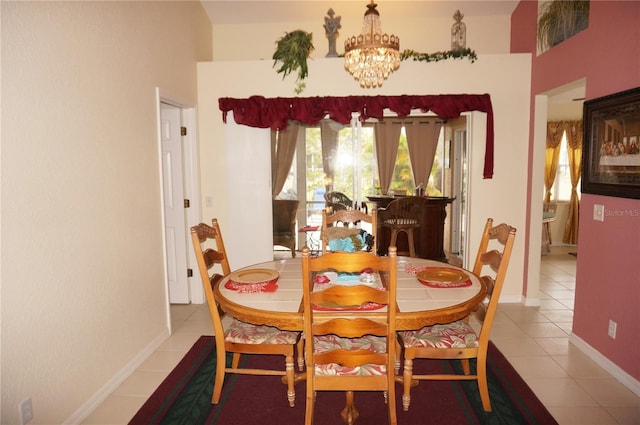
(301, 246, 397, 391)
(272, 199, 299, 239)
(378, 196, 428, 226)
(190, 218, 231, 342)
(543, 202, 557, 220)
(471, 218, 516, 343)
(324, 191, 353, 212)
(321, 208, 377, 254)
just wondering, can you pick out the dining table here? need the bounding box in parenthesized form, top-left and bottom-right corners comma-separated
(215, 255, 487, 424)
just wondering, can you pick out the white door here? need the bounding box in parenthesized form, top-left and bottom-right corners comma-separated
(161, 103, 190, 303)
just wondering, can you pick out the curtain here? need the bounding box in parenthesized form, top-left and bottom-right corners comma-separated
(271, 121, 299, 197)
(563, 120, 583, 244)
(320, 120, 340, 192)
(219, 94, 496, 178)
(373, 121, 402, 194)
(405, 118, 444, 189)
(544, 121, 564, 202)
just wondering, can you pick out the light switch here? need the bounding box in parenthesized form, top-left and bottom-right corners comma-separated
(593, 204, 604, 222)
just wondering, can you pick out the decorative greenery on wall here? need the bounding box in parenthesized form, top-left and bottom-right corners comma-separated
(400, 48, 477, 63)
(272, 31, 477, 93)
(272, 30, 315, 94)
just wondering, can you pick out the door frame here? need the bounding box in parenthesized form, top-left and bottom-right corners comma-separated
(155, 87, 202, 331)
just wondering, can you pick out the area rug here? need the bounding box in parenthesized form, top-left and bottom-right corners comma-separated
(130, 336, 558, 425)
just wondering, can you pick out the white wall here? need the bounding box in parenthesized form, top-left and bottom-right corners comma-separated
(1, 2, 211, 423)
(212, 14, 512, 60)
(197, 53, 532, 298)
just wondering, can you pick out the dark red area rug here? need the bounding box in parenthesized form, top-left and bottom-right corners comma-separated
(130, 336, 558, 425)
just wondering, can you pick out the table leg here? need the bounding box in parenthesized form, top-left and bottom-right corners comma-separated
(340, 391, 359, 425)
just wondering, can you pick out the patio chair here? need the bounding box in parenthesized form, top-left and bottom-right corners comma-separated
(273, 199, 299, 257)
(324, 191, 354, 212)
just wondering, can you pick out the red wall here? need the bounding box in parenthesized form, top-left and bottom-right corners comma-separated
(512, 1, 640, 380)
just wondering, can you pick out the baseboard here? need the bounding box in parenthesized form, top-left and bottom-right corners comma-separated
(498, 294, 525, 304)
(522, 295, 541, 307)
(63, 328, 171, 424)
(570, 333, 640, 398)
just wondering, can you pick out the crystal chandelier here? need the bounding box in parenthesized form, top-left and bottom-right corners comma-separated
(344, 1, 400, 89)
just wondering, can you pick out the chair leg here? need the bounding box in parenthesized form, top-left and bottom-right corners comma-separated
(212, 348, 227, 404)
(402, 357, 413, 411)
(461, 358, 471, 375)
(304, 388, 315, 425)
(387, 385, 398, 425)
(231, 353, 241, 368)
(476, 351, 491, 411)
(389, 229, 398, 253)
(296, 338, 305, 371)
(394, 340, 402, 375)
(407, 229, 416, 257)
(285, 354, 296, 407)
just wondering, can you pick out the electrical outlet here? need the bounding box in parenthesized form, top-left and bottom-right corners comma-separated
(593, 204, 605, 222)
(608, 320, 617, 339)
(19, 397, 33, 425)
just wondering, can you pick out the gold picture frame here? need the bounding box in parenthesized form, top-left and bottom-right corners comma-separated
(582, 87, 640, 200)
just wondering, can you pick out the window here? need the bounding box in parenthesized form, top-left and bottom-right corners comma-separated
(302, 122, 376, 226)
(282, 118, 446, 227)
(390, 127, 444, 196)
(549, 131, 580, 201)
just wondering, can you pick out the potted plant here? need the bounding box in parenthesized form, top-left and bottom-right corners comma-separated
(272, 30, 314, 94)
(537, 0, 589, 51)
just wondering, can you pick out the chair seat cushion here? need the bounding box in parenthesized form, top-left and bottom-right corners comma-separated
(399, 320, 478, 349)
(225, 318, 299, 344)
(313, 334, 387, 376)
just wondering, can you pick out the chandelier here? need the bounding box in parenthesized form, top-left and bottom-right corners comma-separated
(344, 1, 400, 89)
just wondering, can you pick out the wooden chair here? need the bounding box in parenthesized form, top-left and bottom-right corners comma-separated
(324, 191, 354, 212)
(321, 208, 377, 254)
(542, 202, 557, 254)
(272, 199, 299, 257)
(301, 246, 398, 425)
(398, 218, 516, 412)
(191, 218, 302, 407)
(378, 196, 428, 257)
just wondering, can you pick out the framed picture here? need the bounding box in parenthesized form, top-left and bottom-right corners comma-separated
(582, 87, 640, 200)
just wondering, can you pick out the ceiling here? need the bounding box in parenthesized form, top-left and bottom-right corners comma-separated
(199, 1, 519, 25)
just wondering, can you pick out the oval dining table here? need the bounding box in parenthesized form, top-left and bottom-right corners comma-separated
(214, 255, 487, 424)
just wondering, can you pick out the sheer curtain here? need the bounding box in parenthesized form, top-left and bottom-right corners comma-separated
(563, 120, 582, 244)
(320, 120, 340, 192)
(373, 121, 402, 194)
(405, 118, 444, 189)
(271, 121, 300, 197)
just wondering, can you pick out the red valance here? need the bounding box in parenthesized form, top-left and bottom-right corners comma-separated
(219, 94, 494, 178)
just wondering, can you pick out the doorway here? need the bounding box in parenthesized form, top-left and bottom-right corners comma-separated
(531, 80, 583, 302)
(156, 88, 202, 313)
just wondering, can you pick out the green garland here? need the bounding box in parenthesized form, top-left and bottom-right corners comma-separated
(400, 48, 477, 63)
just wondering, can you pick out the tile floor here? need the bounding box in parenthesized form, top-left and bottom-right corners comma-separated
(82, 246, 640, 424)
